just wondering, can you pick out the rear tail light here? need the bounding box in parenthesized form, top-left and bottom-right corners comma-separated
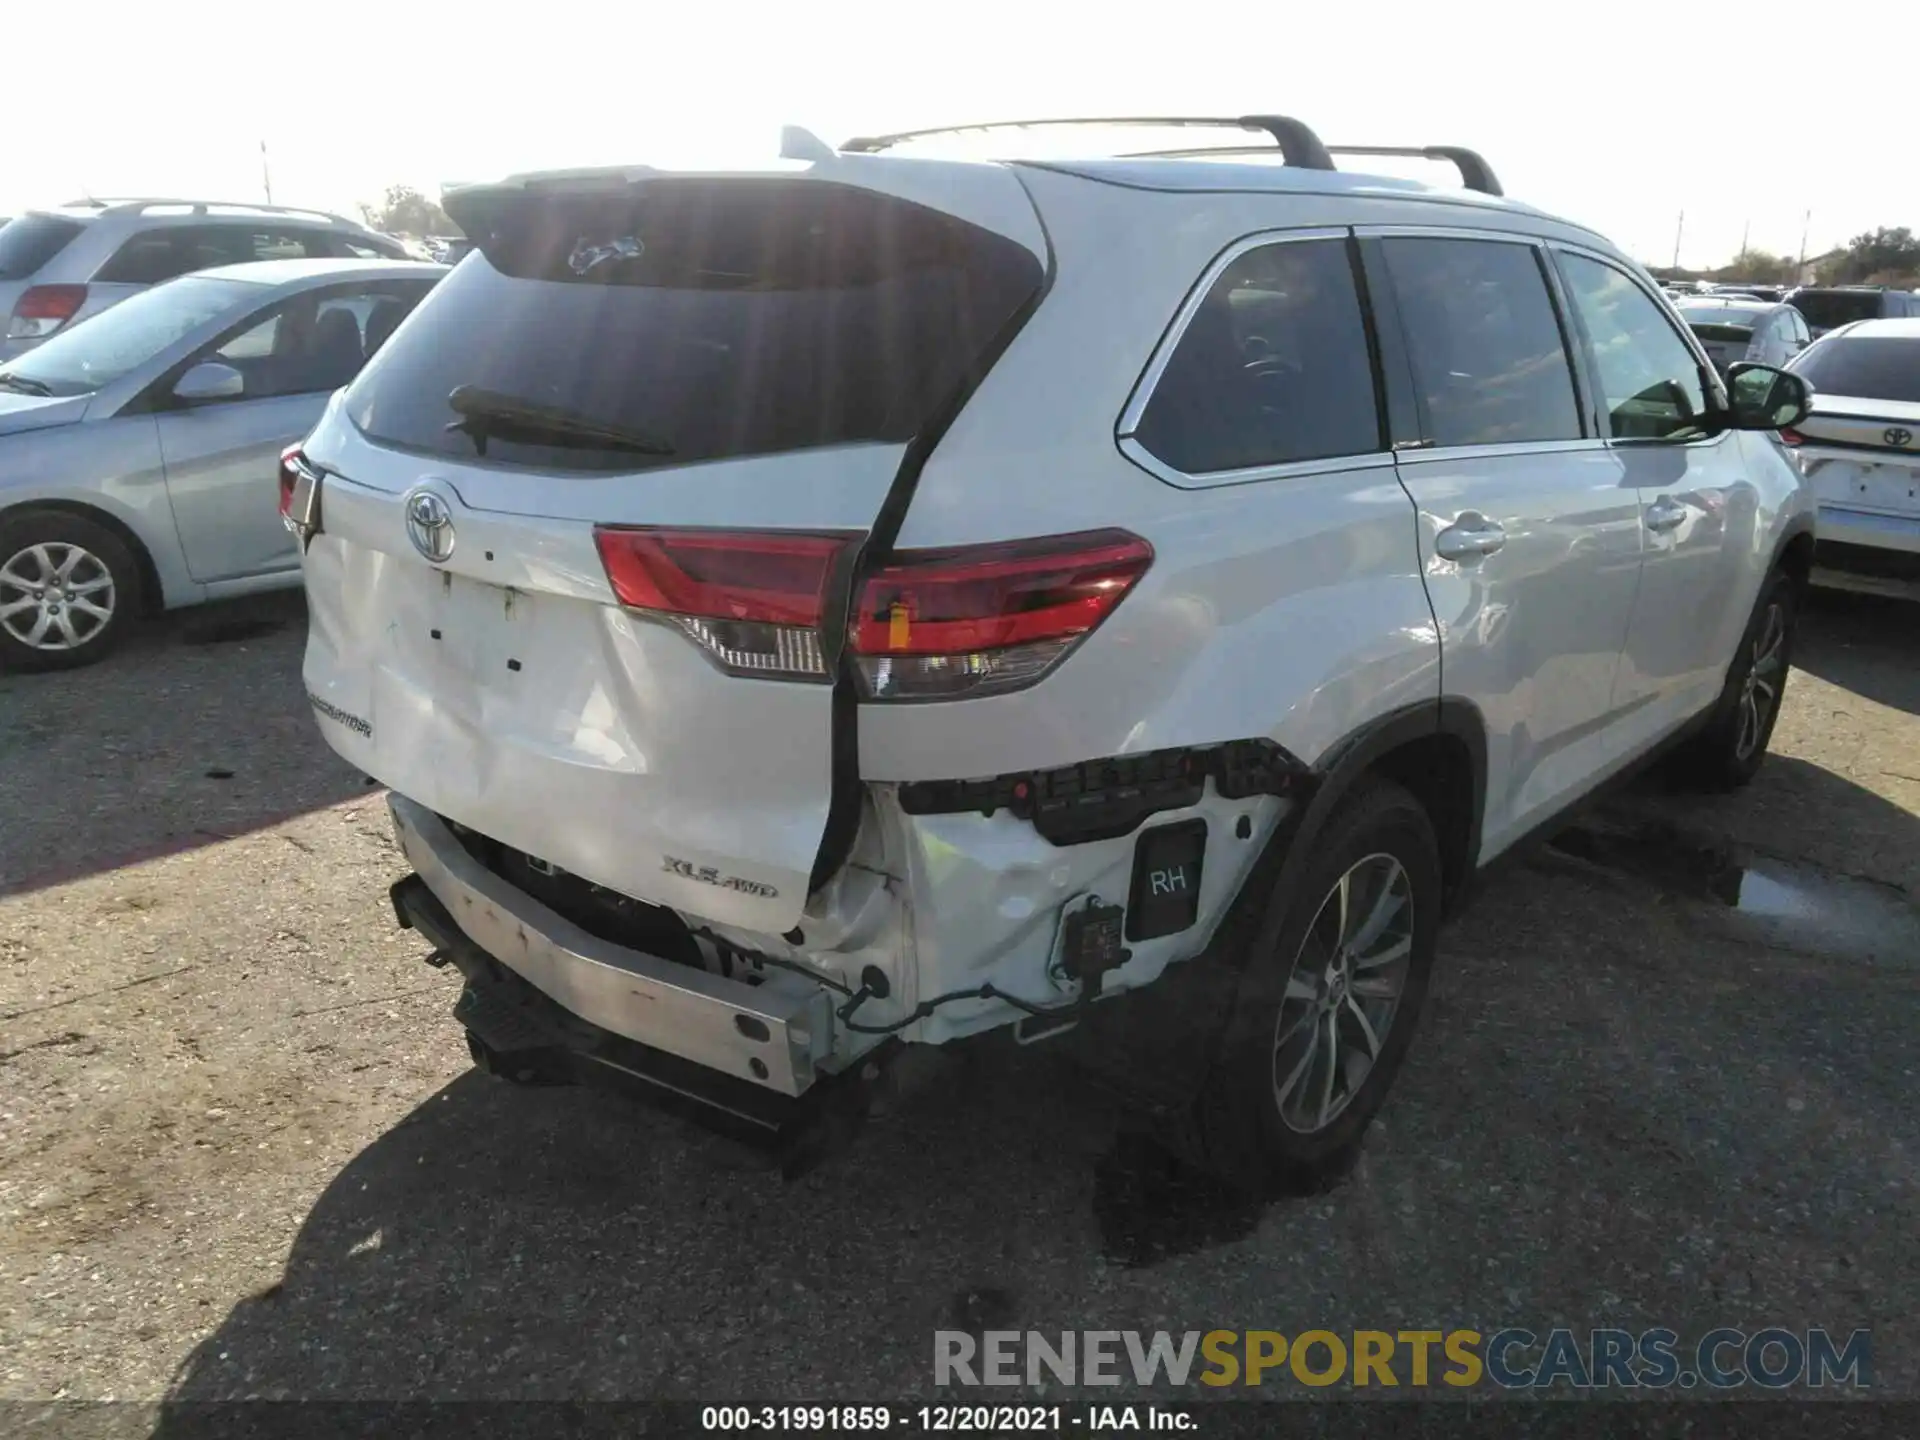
(849, 529, 1153, 701)
(279, 446, 323, 544)
(593, 527, 860, 681)
(278, 445, 304, 517)
(5, 284, 88, 341)
(1777, 427, 1806, 446)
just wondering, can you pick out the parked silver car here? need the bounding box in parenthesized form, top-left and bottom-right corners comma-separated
(1674, 296, 1810, 375)
(0, 257, 444, 670)
(0, 200, 411, 364)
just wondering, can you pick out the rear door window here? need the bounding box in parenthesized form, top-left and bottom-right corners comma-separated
(1131, 236, 1381, 474)
(1556, 252, 1710, 441)
(343, 180, 1044, 473)
(0, 214, 86, 278)
(205, 280, 437, 400)
(1380, 236, 1583, 447)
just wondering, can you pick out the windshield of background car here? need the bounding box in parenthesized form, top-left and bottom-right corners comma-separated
(0, 275, 257, 396)
(0, 214, 86, 278)
(1679, 304, 1766, 328)
(344, 178, 1045, 473)
(1790, 335, 1920, 404)
(1792, 292, 1883, 331)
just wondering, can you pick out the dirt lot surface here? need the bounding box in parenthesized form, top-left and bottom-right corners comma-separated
(2, 588, 1917, 1407)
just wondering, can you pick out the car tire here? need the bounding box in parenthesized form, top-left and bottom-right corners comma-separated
(1670, 571, 1797, 792)
(1167, 777, 1443, 1194)
(0, 508, 142, 672)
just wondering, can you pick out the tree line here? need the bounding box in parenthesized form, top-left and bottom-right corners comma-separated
(1653, 226, 1920, 289)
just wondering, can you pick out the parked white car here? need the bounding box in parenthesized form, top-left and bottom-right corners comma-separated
(1786, 317, 1920, 599)
(292, 117, 1817, 1185)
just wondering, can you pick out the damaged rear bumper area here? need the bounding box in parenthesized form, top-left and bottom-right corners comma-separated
(387, 795, 876, 1157)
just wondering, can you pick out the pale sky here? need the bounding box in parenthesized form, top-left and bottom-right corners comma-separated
(7, 0, 1907, 271)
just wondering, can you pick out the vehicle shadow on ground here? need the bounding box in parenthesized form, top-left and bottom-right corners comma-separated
(147, 755, 1920, 1414)
(1793, 588, 1920, 718)
(0, 589, 371, 896)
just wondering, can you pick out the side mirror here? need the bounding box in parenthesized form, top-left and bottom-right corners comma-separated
(1724, 362, 1812, 431)
(173, 361, 245, 403)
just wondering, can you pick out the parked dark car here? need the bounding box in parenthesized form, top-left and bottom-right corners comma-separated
(1786, 286, 1920, 339)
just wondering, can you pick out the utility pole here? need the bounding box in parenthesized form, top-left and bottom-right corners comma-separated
(1672, 210, 1685, 270)
(1797, 210, 1811, 282)
(260, 140, 273, 205)
(1739, 219, 1750, 259)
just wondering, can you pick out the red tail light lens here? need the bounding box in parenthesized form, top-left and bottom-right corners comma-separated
(278, 445, 304, 517)
(5, 284, 88, 340)
(850, 529, 1153, 701)
(593, 526, 861, 681)
(1777, 427, 1806, 446)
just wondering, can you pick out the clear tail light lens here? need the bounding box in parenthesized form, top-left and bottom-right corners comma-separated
(849, 529, 1153, 701)
(593, 526, 861, 681)
(5, 284, 88, 340)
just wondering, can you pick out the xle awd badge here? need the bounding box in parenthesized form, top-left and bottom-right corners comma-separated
(405, 490, 455, 563)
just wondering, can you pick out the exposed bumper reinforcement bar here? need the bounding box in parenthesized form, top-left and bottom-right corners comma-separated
(387, 794, 835, 1098)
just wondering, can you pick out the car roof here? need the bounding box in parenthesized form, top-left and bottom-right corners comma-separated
(1677, 296, 1785, 310)
(187, 257, 448, 286)
(1825, 317, 1920, 339)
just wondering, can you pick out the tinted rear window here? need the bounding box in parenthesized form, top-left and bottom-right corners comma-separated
(1792, 291, 1884, 330)
(0, 214, 85, 278)
(345, 180, 1044, 472)
(1679, 304, 1765, 327)
(1791, 336, 1920, 404)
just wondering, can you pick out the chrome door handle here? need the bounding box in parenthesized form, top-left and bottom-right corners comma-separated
(1435, 517, 1507, 561)
(1645, 497, 1689, 533)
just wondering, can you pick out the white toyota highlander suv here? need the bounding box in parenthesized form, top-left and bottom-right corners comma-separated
(289, 116, 1817, 1187)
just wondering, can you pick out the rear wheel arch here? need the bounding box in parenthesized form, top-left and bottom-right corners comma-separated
(1774, 523, 1815, 594)
(0, 498, 163, 618)
(1290, 699, 1487, 917)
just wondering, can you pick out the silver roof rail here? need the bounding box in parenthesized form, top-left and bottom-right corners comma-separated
(1323, 145, 1502, 196)
(841, 115, 1337, 171)
(61, 197, 361, 225)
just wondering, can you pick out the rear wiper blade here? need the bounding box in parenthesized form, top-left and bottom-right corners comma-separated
(0, 372, 53, 397)
(444, 385, 674, 457)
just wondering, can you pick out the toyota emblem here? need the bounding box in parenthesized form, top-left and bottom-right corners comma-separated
(1886, 427, 1913, 448)
(405, 489, 456, 563)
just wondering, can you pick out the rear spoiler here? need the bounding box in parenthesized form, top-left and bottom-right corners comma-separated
(441, 129, 1047, 264)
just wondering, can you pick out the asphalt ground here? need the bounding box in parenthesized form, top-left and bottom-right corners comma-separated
(1, 587, 1917, 1410)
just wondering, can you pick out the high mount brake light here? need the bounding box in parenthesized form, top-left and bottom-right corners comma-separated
(593, 526, 861, 681)
(849, 529, 1153, 701)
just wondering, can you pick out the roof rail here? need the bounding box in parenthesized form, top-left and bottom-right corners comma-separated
(61, 197, 356, 224)
(841, 115, 1336, 171)
(1323, 145, 1502, 196)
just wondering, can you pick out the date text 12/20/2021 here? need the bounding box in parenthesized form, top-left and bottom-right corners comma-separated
(701, 1406, 1193, 1431)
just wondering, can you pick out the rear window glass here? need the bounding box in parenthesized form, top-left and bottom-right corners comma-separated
(0, 214, 85, 278)
(1679, 304, 1765, 327)
(1790, 336, 1920, 404)
(1791, 291, 1885, 331)
(344, 180, 1044, 472)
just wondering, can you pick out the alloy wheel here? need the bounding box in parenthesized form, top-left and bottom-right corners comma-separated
(1272, 851, 1414, 1134)
(1734, 601, 1787, 762)
(0, 542, 117, 652)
